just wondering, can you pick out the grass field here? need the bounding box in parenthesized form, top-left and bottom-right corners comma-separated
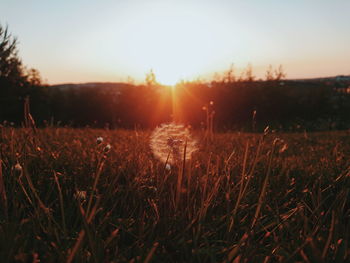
(0, 127, 349, 262)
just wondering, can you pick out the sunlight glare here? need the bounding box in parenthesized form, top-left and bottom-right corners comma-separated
(113, 2, 237, 85)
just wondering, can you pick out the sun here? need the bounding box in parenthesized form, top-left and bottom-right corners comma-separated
(113, 1, 236, 85)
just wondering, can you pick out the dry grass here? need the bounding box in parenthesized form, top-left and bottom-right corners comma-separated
(0, 127, 349, 262)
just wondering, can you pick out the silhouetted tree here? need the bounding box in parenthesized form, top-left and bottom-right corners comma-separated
(0, 24, 47, 124)
(26, 68, 42, 86)
(145, 69, 158, 87)
(0, 24, 27, 87)
(243, 63, 255, 82)
(274, 64, 286, 81)
(223, 63, 236, 83)
(265, 65, 274, 81)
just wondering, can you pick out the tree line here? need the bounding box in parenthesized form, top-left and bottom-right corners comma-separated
(1, 24, 349, 131)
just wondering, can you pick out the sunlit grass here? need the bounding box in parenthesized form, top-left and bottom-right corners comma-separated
(0, 127, 349, 262)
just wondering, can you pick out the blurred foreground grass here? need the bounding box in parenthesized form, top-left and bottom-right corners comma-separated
(0, 127, 349, 262)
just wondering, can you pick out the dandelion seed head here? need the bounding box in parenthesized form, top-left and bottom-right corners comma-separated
(96, 137, 103, 144)
(104, 144, 111, 153)
(150, 123, 198, 164)
(165, 163, 171, 171)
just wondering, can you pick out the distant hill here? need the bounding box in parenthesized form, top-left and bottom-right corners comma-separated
(50, 75, 350, 89)
(50, 82, 134, 90)
(290, 75, 350, 83)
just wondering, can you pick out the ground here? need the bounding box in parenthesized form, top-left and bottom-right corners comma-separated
(0, 127, 349, 262)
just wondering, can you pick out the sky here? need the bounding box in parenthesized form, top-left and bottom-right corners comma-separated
(1, 0, 349, 85)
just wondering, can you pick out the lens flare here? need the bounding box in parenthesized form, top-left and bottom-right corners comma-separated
(150, 123, 198, 164)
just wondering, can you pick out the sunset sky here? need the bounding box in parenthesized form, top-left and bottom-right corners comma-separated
(1, 0, 349, 85)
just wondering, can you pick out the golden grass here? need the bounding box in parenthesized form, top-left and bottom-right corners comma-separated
(0, 127, 349, 262)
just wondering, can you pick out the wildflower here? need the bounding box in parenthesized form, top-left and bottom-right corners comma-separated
(96, 137, 103, 144)
(14, 163, 23, 173)
(150, 122, 198, 164)
(104, 144, 111, 153)
(165, 163, 171, 171)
